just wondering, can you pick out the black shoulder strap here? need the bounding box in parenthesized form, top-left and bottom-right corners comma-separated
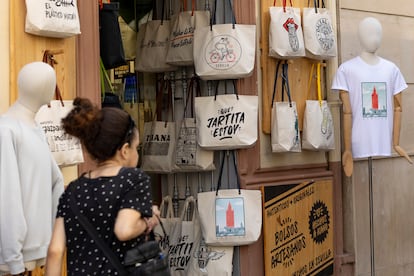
(69, 192, 128, 276)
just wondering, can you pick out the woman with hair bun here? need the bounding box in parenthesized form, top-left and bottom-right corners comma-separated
(45, 97, 160, 275)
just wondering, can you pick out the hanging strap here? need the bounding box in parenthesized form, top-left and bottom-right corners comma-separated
(216, 150, 241, 195)
(306, 63, 323, 106)
(214, 80, 239, 100)
(212, 0, 236, 29)
(69, 192, 129, 276)
(281, 62, 293, 107)
(184, 76, 201, 118)
(270, 60, 283, 108)
(42, 50, 64, 107)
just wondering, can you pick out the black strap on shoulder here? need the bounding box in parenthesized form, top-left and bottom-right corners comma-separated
(69, 191, 129, 276)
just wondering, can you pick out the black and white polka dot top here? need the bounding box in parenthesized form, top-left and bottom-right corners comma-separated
(56, 167, 153, 275)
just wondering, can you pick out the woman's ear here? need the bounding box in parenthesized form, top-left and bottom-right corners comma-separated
(119, 142, 130, 160)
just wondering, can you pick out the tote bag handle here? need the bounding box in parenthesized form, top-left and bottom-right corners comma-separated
(216, 150, 241, 195)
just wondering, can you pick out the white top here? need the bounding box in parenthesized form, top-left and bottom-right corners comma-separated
(0, 116, 64, 274)
(331, 56, 408, 158)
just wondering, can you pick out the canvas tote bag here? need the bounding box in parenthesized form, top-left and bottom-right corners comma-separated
(186, 198, 234, 276)
(303, 0, 337, 60)
(166, 0, 210, 66)
(141, 80, 178, 173)
(35, 51, 84, 167)
(197, 151, 262, 246)
(271, 61, 301, 152)
(269, 0, 305, 59)
(25, 0, 81, 38)
(302, 63, 335, 150)
(193, 0, 256, 80)
(135, 1, 177, 72)
(194, 81, 258, 150)
(153, 196, 181, 257)
(175, 77, 215, 172)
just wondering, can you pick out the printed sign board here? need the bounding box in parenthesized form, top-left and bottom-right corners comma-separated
(262, 179, 334, 276)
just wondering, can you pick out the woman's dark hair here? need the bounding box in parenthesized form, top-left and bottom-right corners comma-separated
(62, 97, 136, 162)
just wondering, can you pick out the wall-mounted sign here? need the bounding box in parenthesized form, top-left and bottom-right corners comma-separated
(262, 179, 334, 276)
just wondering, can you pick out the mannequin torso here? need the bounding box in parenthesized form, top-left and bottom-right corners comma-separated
(0, 62, 64, 275)
(332, 17, 412, 176)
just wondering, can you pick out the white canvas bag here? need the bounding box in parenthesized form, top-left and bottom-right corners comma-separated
(303, 0, 337, 59)
(35, 99, 84, 167)
(135, 3, 177, 73)
(197, 151, 262, 246)
(141, 80, 178, 173)
(194, 81, 258, 150)
(271, 61, 301, 152)
(186, 197, 234, 276)
(166, 0, 210, 66)
(175, 77, 215, 171)
(153, 196, 181, 257)
(302, 63, 335, 150)
(25, 0, 81, 38)
(193, 0, 256, 80)
(269, 0, 305, 59)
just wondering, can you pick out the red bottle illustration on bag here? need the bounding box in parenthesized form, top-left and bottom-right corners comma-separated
(283, 17, 300, 52)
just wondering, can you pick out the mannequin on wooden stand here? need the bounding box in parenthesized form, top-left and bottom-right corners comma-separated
(334, 17, 412, 177)
(0, 62, 64, 276)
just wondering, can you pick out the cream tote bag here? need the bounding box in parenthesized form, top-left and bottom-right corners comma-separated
(166, 0, 210, 66)
(197, 151, 262, 246)
(194, 81, 258, 150)
(25, 0, 81, 38)
(135, 1, 177, 73)
(193, 0, 256, 80)
(141, 80, 178, 173)
(302, 63, 335, 150)
(175, 77, 215, 172)
(303, 0, 337, 60)
(271, 61, 301, 152)
(269, 0, 305, 59)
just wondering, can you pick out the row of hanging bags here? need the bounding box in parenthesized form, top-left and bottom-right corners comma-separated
(271, 60, 301, 152)
(302, 62, 335, 150)
(140, 79, 178, 173)
(175, 76, 215, 171)
(135, 0, 177, 72)
(194, 80, 258, 150)
(193, 0, 256, 80)
(269, 0, 336, 60)
(197, 150, 262, 246)
(166, 0, 210, 66)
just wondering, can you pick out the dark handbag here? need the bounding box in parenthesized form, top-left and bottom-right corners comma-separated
(99, 1, 127, 69)
(69, 192, 170, 276)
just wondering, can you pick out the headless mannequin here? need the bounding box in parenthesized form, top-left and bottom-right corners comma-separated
(0, 62, 64, 275)
(340, 17, 412, 177)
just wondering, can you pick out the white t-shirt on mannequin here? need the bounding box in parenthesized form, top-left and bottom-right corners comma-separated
(332, 56, 407, 158)
(0, 62, 64, 275)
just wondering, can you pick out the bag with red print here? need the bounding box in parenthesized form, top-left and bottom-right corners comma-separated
(268, 0, 305, 59)
(197, 151, 262, 246)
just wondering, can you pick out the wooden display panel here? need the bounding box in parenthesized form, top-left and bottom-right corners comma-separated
(260, 0, 328, 134)
(262, 179, 334, 276)
(9, 0, 77, 104)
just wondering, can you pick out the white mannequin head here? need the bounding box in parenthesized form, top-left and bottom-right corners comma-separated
(17, 61, 56, 112)
(358, 17, 382, 54)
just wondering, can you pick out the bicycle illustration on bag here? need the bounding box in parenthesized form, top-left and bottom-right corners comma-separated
(209, 37, 236, 63)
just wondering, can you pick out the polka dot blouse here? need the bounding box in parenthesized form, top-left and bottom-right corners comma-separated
(56, 167, 153, 275)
